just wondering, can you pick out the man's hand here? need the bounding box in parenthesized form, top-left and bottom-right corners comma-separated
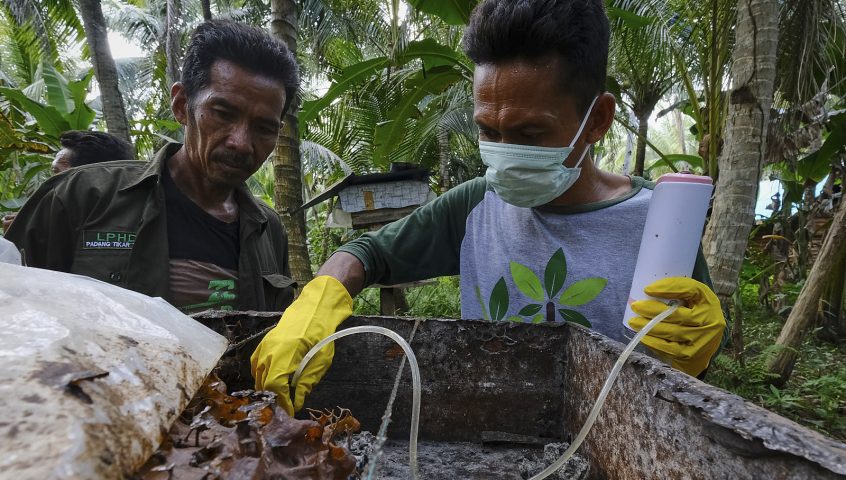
(251, 275, 353, 415)
(628, 277, 726, 377)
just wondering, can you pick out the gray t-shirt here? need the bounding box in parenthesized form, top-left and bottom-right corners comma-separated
(459, 187, 650, 343)
(339, 176, 712, 344)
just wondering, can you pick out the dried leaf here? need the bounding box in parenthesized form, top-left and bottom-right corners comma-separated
(134, 375, 359, 480)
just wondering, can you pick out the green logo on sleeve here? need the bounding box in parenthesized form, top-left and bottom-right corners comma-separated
(82, 231, 137, 249)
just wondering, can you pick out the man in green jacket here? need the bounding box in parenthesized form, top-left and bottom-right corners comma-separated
(6, 20, 298, 313)
(252, 0, 727, 415)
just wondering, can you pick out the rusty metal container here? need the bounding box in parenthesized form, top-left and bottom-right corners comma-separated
(197, 312, 846, 480)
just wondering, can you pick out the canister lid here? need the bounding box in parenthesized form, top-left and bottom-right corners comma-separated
(656, 173, 713, 185)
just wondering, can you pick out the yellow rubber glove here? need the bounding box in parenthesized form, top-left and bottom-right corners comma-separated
(251, 275, 353, 415)
(628, 277, 726, 377)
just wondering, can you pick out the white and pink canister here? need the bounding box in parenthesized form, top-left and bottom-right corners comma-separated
(623, 173, 714, 332)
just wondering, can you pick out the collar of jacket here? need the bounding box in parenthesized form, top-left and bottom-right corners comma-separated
(120, 142, 270, 232)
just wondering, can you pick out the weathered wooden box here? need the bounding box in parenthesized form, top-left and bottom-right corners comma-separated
(197, 312, 846, 479)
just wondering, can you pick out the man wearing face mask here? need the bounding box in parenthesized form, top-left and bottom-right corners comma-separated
(253, 0, 727, 414)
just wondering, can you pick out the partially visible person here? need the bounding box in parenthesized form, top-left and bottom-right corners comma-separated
(51, 130, 134, 174)
(6, 20, 299, 313)
(1, 130, 134, 233)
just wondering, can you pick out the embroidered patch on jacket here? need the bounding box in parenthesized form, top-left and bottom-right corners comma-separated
(82, 231, 137, 250)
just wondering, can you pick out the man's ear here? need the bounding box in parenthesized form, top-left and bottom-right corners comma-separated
(585, 92, 616, 145)
(171, 82, 188, 126)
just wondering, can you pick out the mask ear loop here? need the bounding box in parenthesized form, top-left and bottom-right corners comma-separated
(567, 95, 600, 168)
(574, 142, 592, 168)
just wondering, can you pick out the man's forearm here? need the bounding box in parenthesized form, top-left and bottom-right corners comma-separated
(316, 251, 366, 297)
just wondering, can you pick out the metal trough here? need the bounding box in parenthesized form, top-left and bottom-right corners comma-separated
(197, 312, 846, 480)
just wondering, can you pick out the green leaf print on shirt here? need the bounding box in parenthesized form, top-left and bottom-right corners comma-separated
(474, 285, 490, 320)
(559, 278, 608, 306)
(509, 248, 607, 326)
(558, 309, 591, 328)
(488, 277, 509, 321)
(544, 248, 567, 298)
(510, 261, 545, 301)
(477, 277, 512, 322)
(518, 304, 543, 316)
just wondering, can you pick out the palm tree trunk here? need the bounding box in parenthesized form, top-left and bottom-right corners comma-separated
(674, 98, 687, 156)
(165, 0, 182, 88)
(767, 199, 846, 384)
(438, 126, 450, 192)
(702, 0, 779, 304)
(77, 0, 132, 144)
(201, 0, 212, 21)
(633, 110, 649, 177)
(820, 255, 846, 340)
(270, 0, 313, 285)
(730, 288, 745, 363)
(796, 181, 818, 277)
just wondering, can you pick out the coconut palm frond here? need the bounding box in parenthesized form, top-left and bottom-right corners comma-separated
(301, 139, 353, 176)
(776, 0, 846, 104)
(105, 1, 162, 47)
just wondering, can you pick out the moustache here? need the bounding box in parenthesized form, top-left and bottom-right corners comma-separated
(212, 152, 252, 170)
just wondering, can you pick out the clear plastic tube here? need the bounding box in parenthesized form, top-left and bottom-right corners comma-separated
(364, 320, 420, 480)
(528, 303, 680, 480)
(291, 326, 421, 480)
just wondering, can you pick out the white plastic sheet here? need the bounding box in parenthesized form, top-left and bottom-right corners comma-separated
(0, 237, 21, 265)
(0, 264, 228, 479)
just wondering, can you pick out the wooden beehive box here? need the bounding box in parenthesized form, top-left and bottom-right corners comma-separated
(300, 164, 433, 229)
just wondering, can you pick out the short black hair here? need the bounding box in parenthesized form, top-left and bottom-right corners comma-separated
(60, 130, 134, 166)
(181, 20, 300, 117)
(462, 0, 610, 114)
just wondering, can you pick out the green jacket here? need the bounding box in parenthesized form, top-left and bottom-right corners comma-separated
(6, 143, 295, 312)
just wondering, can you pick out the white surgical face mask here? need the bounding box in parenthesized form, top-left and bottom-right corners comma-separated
(480, 96, 599, 208)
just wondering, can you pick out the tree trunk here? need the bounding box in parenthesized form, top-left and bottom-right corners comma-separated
(633, 110, 649, 177)
(165, 0, 182, 88)
(730, 289, 745, 363)
(622, 110, 636, 175)
(794, 180, 817, 279)
(767, 199, 846, 384)
(77, 0, 132, 144)
(270, 0, 313, 285)
(702, 0, 778, 304)
(201, 0, 213, 21)
(437, 126, 450, 192)
(674, 98, 687, 156)
(819, 255, 846, 341)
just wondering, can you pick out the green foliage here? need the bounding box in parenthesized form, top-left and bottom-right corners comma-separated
(353, 276, 461, 318)
(404, 276, 461, 318)
(407, 0, 477, 25)
(373, 65, 463, 167)
(708, 262, 846, 441)
(0, 63, 99, 211)
(788, 111, 846, 184)
(644, 153, 704, 175)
